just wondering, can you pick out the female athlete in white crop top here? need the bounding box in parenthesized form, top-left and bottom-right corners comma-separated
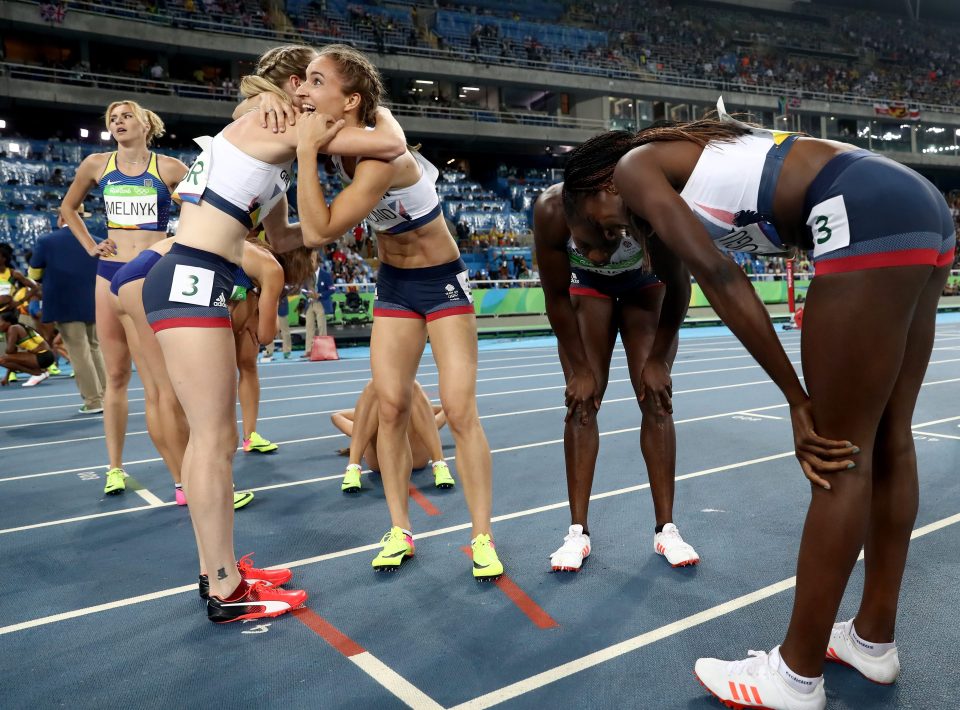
(290, 44, 504, 580)
(142, 44, 409, 623)
(562, 101, 953, 706)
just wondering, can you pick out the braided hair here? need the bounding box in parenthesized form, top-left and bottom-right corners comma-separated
(239, 45, 318, 104)
(562, 119, 749, 217)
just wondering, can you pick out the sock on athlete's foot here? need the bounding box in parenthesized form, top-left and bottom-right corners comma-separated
(851, 622, 897, 657)
(771, 647, 821, 695)
(401, 528, 413, 538)
(655, 523, 669, 534)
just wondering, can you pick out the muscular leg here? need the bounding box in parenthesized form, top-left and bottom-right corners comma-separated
(117, 309, 168, 478)
(854, 265, 950, 642)
(349, 382, 382, 470)
(409, 381, 443, 468)
(427, 313, 490, 537)
(557, 294, 617, 536)
(119, 281, 189, 484)
(95, 277, 131, 471)
(779, 266, 935, 677)
(371, 318, 427, 531)
(619, 286, 679, 528)
(236, 325, 262, 442)
(157, 326, 241, 599)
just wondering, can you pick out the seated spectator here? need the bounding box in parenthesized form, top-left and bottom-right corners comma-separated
(0, 310, 55, 387)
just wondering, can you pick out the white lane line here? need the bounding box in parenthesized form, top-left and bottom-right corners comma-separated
(0, 448, 798, 631)
(350, 653, 444, 710)
(0, 359, 801, 451)
(449, 510, 960, 710)
(0, 411, 790, 531)
(733, 411, 785, 420)
(133, 488, 165, 507)
(0, 351, 788, 427)
(912, 430, 960, 441)
(3, 364, 958, 482)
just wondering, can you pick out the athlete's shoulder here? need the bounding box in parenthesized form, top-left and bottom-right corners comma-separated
(78, 152, 112, 173)
(156, 154, 189, 185)
(533, 183, 568, 241)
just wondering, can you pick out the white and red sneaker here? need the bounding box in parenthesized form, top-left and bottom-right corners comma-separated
(198, 553, 294, 599)
(550, 524, 591, 572)
(654, 523, 700, 567)
(207, 580, 307, 623)
(695, 647, 826, 710)
(825, 619, 900, 684)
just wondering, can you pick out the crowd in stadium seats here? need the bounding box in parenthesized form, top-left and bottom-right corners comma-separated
(14, 0, 960, 108)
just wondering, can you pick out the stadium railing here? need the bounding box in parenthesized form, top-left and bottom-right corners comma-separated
(0, 62, 609, 130)
(14, 0, 960, 117)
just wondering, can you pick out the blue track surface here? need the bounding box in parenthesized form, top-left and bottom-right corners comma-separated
(1, 321, 959, 709)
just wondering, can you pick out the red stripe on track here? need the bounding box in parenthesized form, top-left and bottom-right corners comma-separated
(293, 608, 365, 657)
(460, 547, 559, 629)
(408, 484, 441, 516)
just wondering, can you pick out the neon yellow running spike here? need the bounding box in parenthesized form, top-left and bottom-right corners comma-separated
(342, 464, 362, 493)
(47, 363, 62, 376)
(244, 431, 278, 453)
(103, 467, 126, 495)
(432, 460, 455, 489)
(372, 527, 414, 571)
(7, 372, 17, 382)
(233, 490, 254, 510)
(471, 533, 503, 581)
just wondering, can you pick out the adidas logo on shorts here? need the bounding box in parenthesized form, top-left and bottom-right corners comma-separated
(213, 292, 227, 308)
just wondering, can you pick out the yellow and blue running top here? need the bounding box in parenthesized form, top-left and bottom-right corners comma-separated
(98, 152, 171, 231)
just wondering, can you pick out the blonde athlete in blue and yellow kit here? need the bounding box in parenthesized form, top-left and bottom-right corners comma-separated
(60, 101, 189, 496)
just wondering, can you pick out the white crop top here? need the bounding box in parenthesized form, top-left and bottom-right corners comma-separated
(679, 98, 799, 255)
(174, 133, 293, 229)
(331, 149, 442, 235)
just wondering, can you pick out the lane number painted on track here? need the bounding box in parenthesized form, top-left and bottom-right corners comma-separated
(77, 471, 100, 481)
(241, 622, 272, 635)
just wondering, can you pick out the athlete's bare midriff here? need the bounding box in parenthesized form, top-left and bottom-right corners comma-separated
(102, 229, 168, 265)
(375, 218, 461, 269)
(173, 202, 250, 265)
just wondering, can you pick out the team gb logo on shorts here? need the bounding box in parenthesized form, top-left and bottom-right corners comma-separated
(444, 283, 459, 301)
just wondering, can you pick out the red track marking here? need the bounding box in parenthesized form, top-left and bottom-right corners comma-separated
(293, 608, 365, 657)
(460, 547, 559, 629)
(408, 484, 440, 516)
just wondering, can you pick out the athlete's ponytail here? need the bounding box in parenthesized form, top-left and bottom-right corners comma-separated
(246, 230, 316, 289)
(104, 100, 166, 146)
(240, 45, 317, 104)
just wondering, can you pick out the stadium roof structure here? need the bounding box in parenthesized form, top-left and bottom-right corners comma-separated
(811, 0, 960, 22)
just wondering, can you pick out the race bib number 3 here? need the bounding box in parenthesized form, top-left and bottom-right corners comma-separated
(807, 195, 851, 258)
(169, 264, 214, 306)
(456, 270, 474, 304)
